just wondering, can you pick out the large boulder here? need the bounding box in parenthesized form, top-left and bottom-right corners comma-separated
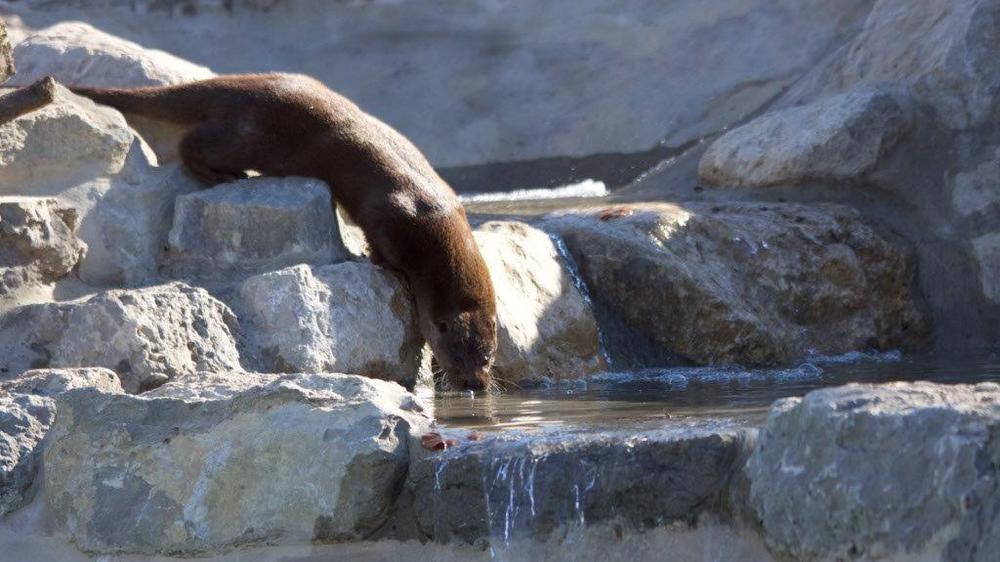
(746, 382, 1000, 561)
(0, 367, 123, 396)
(544, 203, 927, 367)
(474, 221, 605, 385)
(0, 282, 242, 393)
(232, 262, 427, 388)
(783, 0, 1000, 130)
(166, 177, 348, 280)
(698, 87, 912, 188)
(972, 232, 1000, 305)
(0, 197, 86, 297)
(0, 83, 201, 285)
(43, 372, 431, 554)
(0, 392, 53, 517)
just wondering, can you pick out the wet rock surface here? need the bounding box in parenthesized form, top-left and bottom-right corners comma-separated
(43, 372, 431, 554)
(545, 203, 927, 367)
(0, 197, 86, 297)
(746, 382, 1000, 561)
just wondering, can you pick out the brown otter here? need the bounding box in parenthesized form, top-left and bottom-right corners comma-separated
(73, 73, 497, 391)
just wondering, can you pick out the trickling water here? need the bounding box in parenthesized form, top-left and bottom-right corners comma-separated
(549, 232, 615, 370)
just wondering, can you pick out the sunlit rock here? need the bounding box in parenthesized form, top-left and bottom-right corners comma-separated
(232, 262, 428, 388)
(747, 381, 1000, 561)
(0, 392, 53, 517)
(0, 18, 12, 84)
(0, 367, 123, 396)
(699, 87, 912, 188)
(0, 282, 242, 393)
(44, 372, 431, 554)
(545, 203, 927, 367)
(0, 197, 86, 297)
(474, 221, 605, 386)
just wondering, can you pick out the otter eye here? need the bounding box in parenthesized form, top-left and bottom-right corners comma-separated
(437, 321, 448, 333)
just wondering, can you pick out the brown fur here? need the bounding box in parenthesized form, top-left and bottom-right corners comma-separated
(73, 73, 497, 391)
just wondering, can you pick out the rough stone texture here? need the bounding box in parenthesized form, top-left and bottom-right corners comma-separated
(0, 367, 123, 396)
(0, 283, 242, 393)
(474, 221, 605, 385)
(953, 148, 1000, 217)
(166, 177, 348, 279)
(699, 87, 912, 188)
(233, 263, 427, 389)
(43, 373, 431, 554)
(544, 203, 927, 367)
(972, 232, 1000, 305)
(783, 0, 1000, 130)
(0, 392, 53, 517)
(0, 17, 12, 84)
(0, 83, 201, 285)
(746, 382, 1000, 561)
(0, 197, 86, 296)
(408, 425, 755, 544)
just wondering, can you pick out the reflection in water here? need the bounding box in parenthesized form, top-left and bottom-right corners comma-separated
(435, 352, 1000, 431)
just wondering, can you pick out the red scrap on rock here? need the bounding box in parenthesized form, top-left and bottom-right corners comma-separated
(421, 432, 458, 451)
(599, 206, 635, 221)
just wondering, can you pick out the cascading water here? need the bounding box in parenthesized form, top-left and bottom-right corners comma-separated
(549, 233, 614, 370)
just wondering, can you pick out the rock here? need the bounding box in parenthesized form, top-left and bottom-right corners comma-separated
(0, 282, 242, 393)
(0, 197, 86, 296)
(953, 148, 1000, 217)
(0, 18, 12, 84)
(0, 367, 123, 396)
(408, 425, 755, 543)
(8, 21, 213, 162)
(166, 177, 348, 279)
(0, 392, 54, 517)
(783, 0, 1000, 130)
(972, 232, 1000, 305)
(43, 372, 431, 554)
(474, 221, 605, 385)
(545, 203, 927, 367)
(233, 262, 427, 388)
(746, 382, 1000, 561)
(698, 87, 912, 188)
(0, 83, 201, 285)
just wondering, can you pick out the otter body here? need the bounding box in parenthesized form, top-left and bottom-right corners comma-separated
(74, 73, 497, 390)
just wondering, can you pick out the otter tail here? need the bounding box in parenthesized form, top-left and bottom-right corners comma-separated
(71, 83, 212, 125)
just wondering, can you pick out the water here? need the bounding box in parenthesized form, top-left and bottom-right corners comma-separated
(434, 353, 1000, 431)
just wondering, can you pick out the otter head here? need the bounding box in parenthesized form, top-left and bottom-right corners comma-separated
(422, 304, 497, 391)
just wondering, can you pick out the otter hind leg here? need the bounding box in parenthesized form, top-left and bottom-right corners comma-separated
(179, 122, 256, 185)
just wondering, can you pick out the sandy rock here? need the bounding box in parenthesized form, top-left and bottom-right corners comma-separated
(0, 18, 12, 84)
(166, 177, 348, 279)
(784, 0, 1000, 130)
(233, 262, 427, 388)
(44, 372, 431, 554)
(0, 392, 53, 517)
(699, 87, 912, 188)
(0, 197, 86, 296)
(545, 203, 926, 367)
(953, 148, 1000, 217)
(747, 382, 1000, 561)
(0, 282, 242, 393)
(972, 232, 1000, 305)
(474, 221, 605, 385)
(0, 367, 123, 396)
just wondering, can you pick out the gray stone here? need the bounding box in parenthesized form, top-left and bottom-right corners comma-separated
(233, 262, 427, 388)
(0, 367, 123, 396)
(544, 203, 927, 366)
(0, 197, 86, 296)
(953, 148, 1000, 217)
(783, 0, 1000, 130)
(43, 372, 432, 554)
(972, 232, 1000, 305)
(474, 221, 605, 385)
(746, 382, 1000, 561)
(0, 17, 12, 84)
(0, 282, 242, 393)
(166, 177, 348, 279)
(408, 425, 755, 544)
(699, 87, 912, 188)
(0, 392, 53, 517)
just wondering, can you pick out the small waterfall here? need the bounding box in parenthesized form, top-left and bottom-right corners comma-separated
(549, 233, 614, 370)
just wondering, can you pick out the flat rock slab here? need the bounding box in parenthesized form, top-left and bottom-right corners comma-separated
(0, 367, 123, 396)
(544, 203, 927, 367)
(0, 196, 86, 297)
(699, 87, 912, 188)
(166, 177, 348, 279)
(408, 425, 755, 544)
(43, 372, 431, 554)
(0, 282, 242, 393)
(0, 392, 53, 517)
(747, 381, 1000, 561)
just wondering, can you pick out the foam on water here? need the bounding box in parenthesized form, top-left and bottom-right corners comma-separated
(459, 179, 608, 203)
